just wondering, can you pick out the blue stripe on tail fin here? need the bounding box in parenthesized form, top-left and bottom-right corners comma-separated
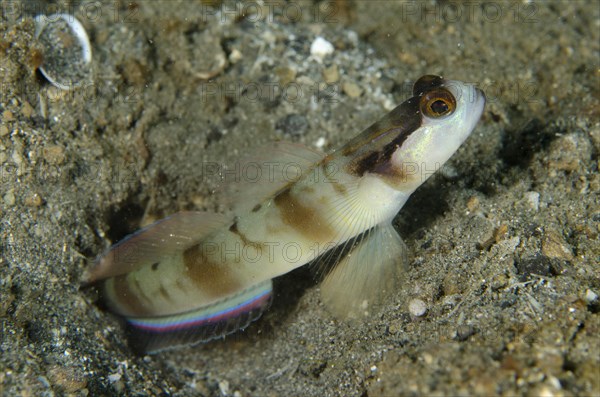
(125, 281, 272, 353)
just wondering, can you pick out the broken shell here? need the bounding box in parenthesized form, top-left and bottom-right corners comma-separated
(34, 13, 92, 90)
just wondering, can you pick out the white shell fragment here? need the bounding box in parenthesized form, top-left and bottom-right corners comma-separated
(310, 36, 334, 60)
(34, 13, 92, 90)
(408, 299, 427, 317)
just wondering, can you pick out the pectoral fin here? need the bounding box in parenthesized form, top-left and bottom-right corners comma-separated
(319, 223, 408, 319)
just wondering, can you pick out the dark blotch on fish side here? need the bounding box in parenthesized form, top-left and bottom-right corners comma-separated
(183, 243, 242, 296)
(273, 187, 336, 242)
(349, 150, 384, 177)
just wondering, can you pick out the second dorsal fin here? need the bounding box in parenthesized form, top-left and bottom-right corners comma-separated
(220, 141, 325, 214)
(84, 211, 231, 283)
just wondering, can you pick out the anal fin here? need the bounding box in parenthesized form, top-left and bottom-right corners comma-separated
(320, 223, 408, 319)
(126, 280, 273, 353)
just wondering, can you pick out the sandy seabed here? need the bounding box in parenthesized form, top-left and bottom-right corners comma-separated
(0, 1, 598, 396)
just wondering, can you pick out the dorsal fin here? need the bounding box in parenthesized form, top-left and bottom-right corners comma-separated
(219, 141, 325, 214)
(84, 211, 231, 283)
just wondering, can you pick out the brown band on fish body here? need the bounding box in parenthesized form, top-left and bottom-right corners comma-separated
(183, 243, 242, 298)
(274, 187, 336, 242)
(347, 150, 384, 177)
(373, 162, 421, 190)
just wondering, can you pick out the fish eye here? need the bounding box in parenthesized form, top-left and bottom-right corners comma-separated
(420, 88, 456, 118)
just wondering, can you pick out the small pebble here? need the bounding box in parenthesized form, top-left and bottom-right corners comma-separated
(24, 192, 43, 207)
(387, 319, 403, 334)
(3, 110, 14, 121)
(275, 66, 297, 86)
(229, 48, 243, 64)
(314, 137, 327, 149)
(398, 51, 419, 65)
(322, 64, 339, 84)
(408, 298, 427, 317)
(584, 289, 598, 304)
(108, 373, 121, 383)
(490, 236, 521, 258)
(3, 189, 16, 206)
(532, 385, 561, 397)
(21, 101, 34, 118)
(455, 324, 475, 341)
(542, 229, 574, 261)
(112, 380, 125, 394)
(547, 134, 592, 172)
(42, 144, 66, 165)
(524, 191, 540, 211)
(342, 81, 362, 98)
(191, 32, 227, 80)
(490, 273, 509, 291)
(466, 195, 480, 212)
(494, 224, 509, 243)
(442, 294, 460, 308)
(0, 125, 9, 136)
(310, 36, 334, 60)
(516, 255, 562, 277)
(218, 380, 229, 396)
(120, 58, 147, 87)
(46, 365, 87, 393)
(275, 114, 309, 138)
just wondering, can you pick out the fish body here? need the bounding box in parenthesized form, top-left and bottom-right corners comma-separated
(86, 75, 486, 352)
